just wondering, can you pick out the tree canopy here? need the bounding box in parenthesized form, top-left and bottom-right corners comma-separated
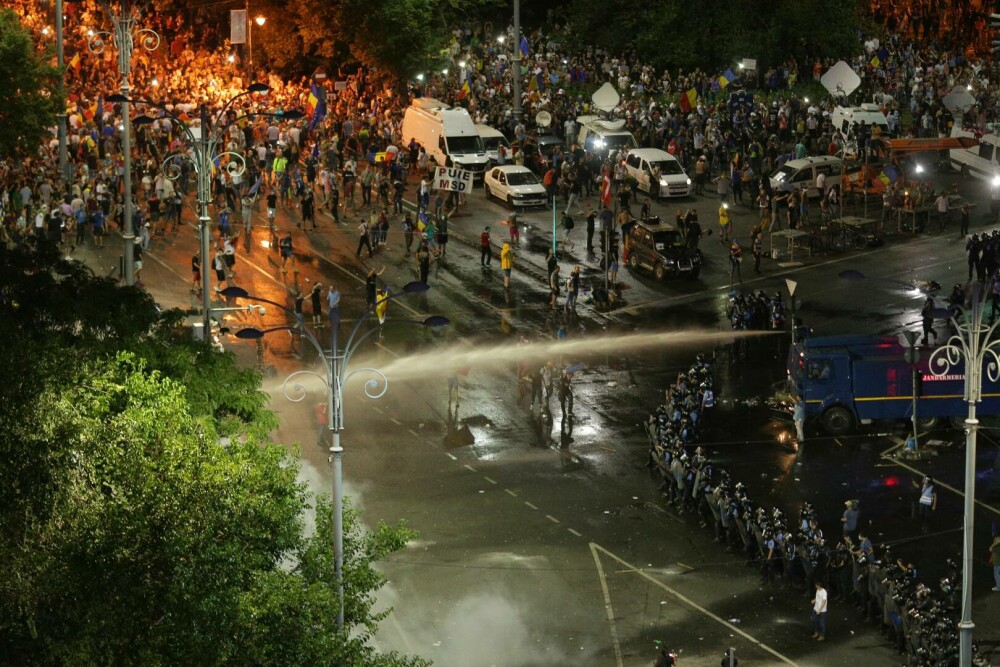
(0, 9, 62, 159)
(0, 245, 426, 666)
(563, 0, 863, 73)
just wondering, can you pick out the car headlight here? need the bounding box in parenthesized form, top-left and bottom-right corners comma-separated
(686, 178, 692, 185)
(665, 259, 677, 266)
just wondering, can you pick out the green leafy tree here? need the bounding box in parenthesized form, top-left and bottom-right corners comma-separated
(0, 9, 63, 159)
(0, 245, 427, 666)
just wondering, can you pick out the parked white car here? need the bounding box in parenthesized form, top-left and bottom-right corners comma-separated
(623, 148, 691, 198)
(483, 165, 547, 209)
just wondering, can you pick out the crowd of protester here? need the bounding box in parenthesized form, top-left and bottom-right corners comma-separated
(647, 352, 980, 664)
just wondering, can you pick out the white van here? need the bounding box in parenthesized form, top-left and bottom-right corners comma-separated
(769, 156, 842, 198)
(830, 103, 889, 140)
(949, 126, 1000, 181)
(401, 98, 490, 176)
(623, 148, 691, 198)
(475, 124, 511, 165)
(576, 116, 638, 158)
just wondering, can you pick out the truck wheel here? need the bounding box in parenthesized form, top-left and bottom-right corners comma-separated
(654, 263, 667, 280)
(822, 406, 854, 435)
(916, 417, 940, 430)
(949, 416, 967, 430)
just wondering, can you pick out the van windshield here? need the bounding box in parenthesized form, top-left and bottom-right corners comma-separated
(602, 134, 637, 150)
(446, 135, 483, 154)
(772, 165, 796, 183)
(481, 136, 509, 151)
(651, 159, 684, 175)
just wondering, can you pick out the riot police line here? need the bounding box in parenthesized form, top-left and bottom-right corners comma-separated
(645, 352, 979, 666)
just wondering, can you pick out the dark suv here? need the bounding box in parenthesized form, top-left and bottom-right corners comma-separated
(627, 217, 702, 280)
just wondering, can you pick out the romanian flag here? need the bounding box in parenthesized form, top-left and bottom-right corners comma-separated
(718, 69, 736, 90)
(457, 80, 471, 101)
(679, 88, 697, 112)
(68, 52, 81, 73)
(519, 35, 529, 58)
(308, 84, 327, 132)
(375, 289, 389, 325)
(870, 54, 881, 68)
(527, 73, 539, 91)
(878, 164, 899, 185)
(306, 83, 319, 118)
(83, 98, 99, 121)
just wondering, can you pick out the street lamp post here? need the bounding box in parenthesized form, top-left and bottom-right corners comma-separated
(55, 0, 70, 195)
(107, 84, 299, 337)
(224, 283, 448, 631)
(89, 0, 160, 286)
(928, 285, 997, 667)
(249, 14, 265, 76)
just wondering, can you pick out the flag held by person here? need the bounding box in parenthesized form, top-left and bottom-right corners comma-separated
(718, 69, 736, 90)
(68, 52, 81, 73)
(519, 35, 529, 58)
(679, 88, 697, 112)
(457, 80, 471, 101)
(600, 171, 612, 208)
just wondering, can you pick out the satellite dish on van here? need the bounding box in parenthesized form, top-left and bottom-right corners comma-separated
(820, 60, 861, 101)
(942, 86, 976, 114)
(535, 110, 552, 128)
(591, 82, 620, 113)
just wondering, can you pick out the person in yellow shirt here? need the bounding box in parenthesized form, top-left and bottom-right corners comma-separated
(718, 203, 732, 243)
(500, 242, 513, 288)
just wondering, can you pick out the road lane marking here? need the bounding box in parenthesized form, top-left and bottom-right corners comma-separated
(483, 476, 498, 485)
(408, 429, 419, 437)
(676, 562, 694, 571)
(568, 528, 583, 537)
(446, 453, 457, 460)
(390, 418, 402, 426)
(591, 542, 799, 666)
(463, 464, 477, 473)
(524, 501, 538, 510)
(545, 514, 560, 524)
(504, 488, 518, 497)
(590, 542, 625, 667)
(882, 457, 1000, 517)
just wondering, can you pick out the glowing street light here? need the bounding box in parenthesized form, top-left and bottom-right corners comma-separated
(458, 60, 466, 68)
(441, 68, 448, 76)
(227, 54, 235, 63)
(416, 73, 424, 81)
(497, 35, 505, 44)
(255, 15, 266, 26)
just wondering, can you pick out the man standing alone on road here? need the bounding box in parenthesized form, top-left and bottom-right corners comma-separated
(500, 242, 513, 288)
(811, 581, 828, 641)
(480, 226, 492, 266)
(913, 476, 937, 533)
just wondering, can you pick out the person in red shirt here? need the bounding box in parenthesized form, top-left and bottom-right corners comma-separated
(480, 226, 492, 266)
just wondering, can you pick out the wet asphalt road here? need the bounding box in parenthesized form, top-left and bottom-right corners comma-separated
(72, 157, 1000, 666)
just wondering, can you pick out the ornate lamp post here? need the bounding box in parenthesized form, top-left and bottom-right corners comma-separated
(88, 0, 160, 286)
(106, 85, 301, 337)
(928, 286, 996, 666)
(223, 283, 448, 630)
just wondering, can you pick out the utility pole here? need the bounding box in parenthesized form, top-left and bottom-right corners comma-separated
(902, 330, 921, 456)
(197, 109, 213, 337)
(511, 0, 521, 122)
(55, 0, 70, 195)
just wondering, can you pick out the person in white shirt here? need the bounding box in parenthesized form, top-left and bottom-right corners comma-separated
(811, 581, 828, 641)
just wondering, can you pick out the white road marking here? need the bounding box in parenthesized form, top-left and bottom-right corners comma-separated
(483, 476, 498, 485)
(463, 464, 477, 473)
(567, 528, 583, 537)
(524, 501, 538, 510)
(390, 418, 402, 426)
(545, 514, 560, 524)
(408, 429, 419, 437)
(885, 456, 1000, 517)
(504, 488, 518, 497)
(590, 543, 625, 667)
(446, 453, 457, 461)
(591, 542, 799, 665)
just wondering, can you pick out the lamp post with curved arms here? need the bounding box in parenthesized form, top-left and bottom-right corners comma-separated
(87, 0, 160, 286)
(928, 285, 998, 667)
(106, 86, 302, 337)
(222, 282, 448, 631)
